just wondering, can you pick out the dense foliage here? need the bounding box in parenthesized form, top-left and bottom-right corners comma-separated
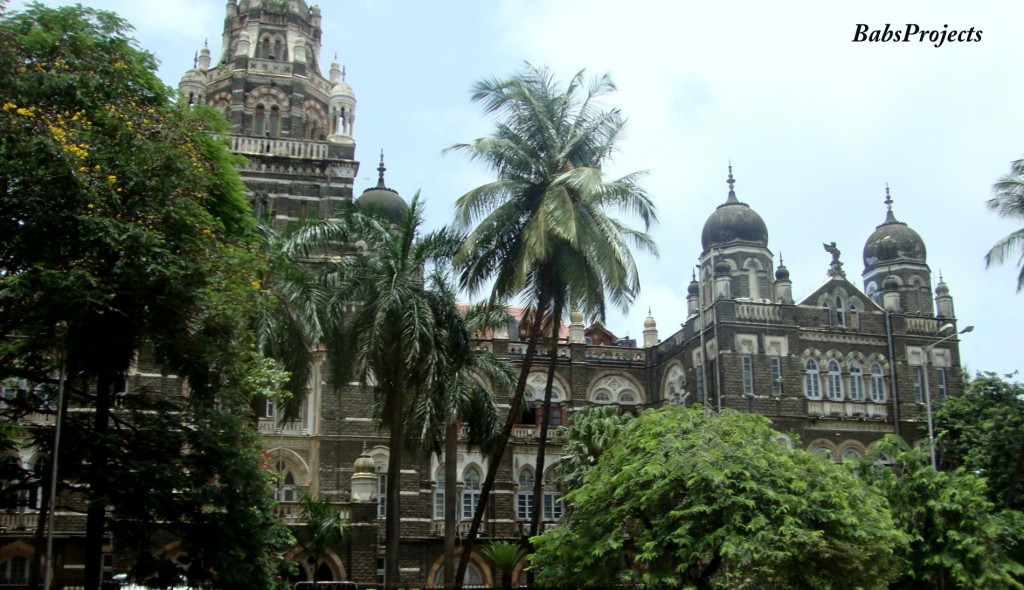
(531, 406, 904, 589)
(854, 435, 1024, 589)
(0, 4, 290, 589)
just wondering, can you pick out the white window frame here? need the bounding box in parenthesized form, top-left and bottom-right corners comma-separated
(770, 357, 783, 396)
(848, 364, 864, 401)
(516, 469, 534, 520)
(741, 355, 754, 395)
(936, 368, 947, 399)
(804, 359, 822, 400)
(912, 366, 924, 404)
(870, 363, 886, 402)
(461, 468, 481, 520)
(826, 360, 843, 401)
(542, 492, 562, 520)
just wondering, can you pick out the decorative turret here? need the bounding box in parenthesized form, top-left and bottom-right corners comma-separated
(882, 274, 901, 312)
(714, 259, 731, 300)
(774, 254, 793, 304)
(569, 310, 586, 344)
(178, 46, 208, 106)
(328, 63, 356, 143)
(350, 443, 377, 503)
(642, 309, 658, 348)
(197, 40, 211, 70)
(935, 273, 955, 318)
(686, 271, 700, 315)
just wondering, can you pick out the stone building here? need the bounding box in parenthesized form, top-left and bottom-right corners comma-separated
(0, 0, 966, 587)
(175, 1, 967, 586)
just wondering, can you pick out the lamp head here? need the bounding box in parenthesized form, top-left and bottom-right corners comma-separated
(939, 323, 955, 333)
(960, 325, 975, 334)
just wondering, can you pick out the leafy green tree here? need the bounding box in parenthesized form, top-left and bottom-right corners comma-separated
(936, 372, 1024, 509)
(448, 64, 657, 581)
(986, 157, 1024, 290)
(480, 540, 527, 590)
(854, 435, 1024, 589)
(551, 404, 633, 492)
(0, 5, 288, 589)
(297, 492, 351, 583)
(530, 406, 904, 589)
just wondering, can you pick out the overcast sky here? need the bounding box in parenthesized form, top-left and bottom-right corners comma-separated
(10, 0, 1024, 377)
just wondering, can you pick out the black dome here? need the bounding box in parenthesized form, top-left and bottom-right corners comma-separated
(862, 190, 925, 268)
(356, 151, 407, 225)
(700, 167, 768, 251)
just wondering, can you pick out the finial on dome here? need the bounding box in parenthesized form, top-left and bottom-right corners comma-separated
(342, 65, 346, 82)
(376, 150, 387, 188)
(883, 183, 897, 224)
(193, 51, 198, 69)
(361, 441, 368, 455)
(726, 162, 737, 203)
(204, 38, 208, 48)
(779, 252, 784, 266)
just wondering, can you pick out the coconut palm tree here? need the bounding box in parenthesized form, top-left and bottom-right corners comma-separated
(480, 540, 528, 590)
(297, 491, 350, 582)
(447, 64, 657, 585)
(406, 288, 513, 590)
(313, 194, 465, 590)
(986, 157, 1024, 290)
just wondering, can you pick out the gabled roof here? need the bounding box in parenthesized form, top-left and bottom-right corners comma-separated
(794, 274, 884, 312)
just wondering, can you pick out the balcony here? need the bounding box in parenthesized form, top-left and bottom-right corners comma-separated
(229, 136, 330, 160)
(258, 418, 307, 435)
(275, 501, 351, 525)
(806, 400, 888, 420)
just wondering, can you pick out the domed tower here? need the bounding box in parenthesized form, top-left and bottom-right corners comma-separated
(862, 186, 934, 315)
(328, 59, 356, 144)
(699, 165, 774, 302)
(356, 152, 408, 225)
(178, 0, 361, 225)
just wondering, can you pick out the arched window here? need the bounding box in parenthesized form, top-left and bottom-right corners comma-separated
(253, 104, 266, 136)
(870, 363, 886, 402)
(803, 359, 821, 399)
(618, 391, 635, 404)
(826, 360, 843, 401)
(272, 39, 284, 60)
(260, 37, 271, 59)
(461, 467, 481, 520)
(516, 469, 534, 520)
(849, 304, 859, 329)
(848, 364, 865, 401)
(433, 466, 445, 520)
(268, 105, 280, 138)
(842, 448, 863, 462)
(747, 265, 760, 300)
(835, 296, 845, 327)
(275, 463, 296, 502)
(593, 390, 611, 403)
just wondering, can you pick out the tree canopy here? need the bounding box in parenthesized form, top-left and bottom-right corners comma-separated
(986, 157, 1024, 290)
(530, 406, 904, 589)
(854, 435, 1024, 589)
(0, 5, 288, 589)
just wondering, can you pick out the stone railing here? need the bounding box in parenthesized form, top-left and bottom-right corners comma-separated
(736, 302, 781, 322)
(585, 347, 643, 362)
(258, 418, 307, 435)
(806, 400, 888, 419)
(229, 135, 329, 160)
(905, 317, 943, 334)
(276, 501, 351, 524)
(512, 425, 535, 438)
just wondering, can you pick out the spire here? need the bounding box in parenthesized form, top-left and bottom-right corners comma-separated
(342, 65, 346, 82)
(376, 150, 387, 188)
(883, 183, 897, 224)
(193, 51, 198, 69)
(726, 162, 738, 203)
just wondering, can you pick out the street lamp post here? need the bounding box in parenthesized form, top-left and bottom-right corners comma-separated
(922, 323, 974, 470)
(43, 320, 68, 590)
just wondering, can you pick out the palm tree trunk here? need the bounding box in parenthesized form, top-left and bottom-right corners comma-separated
(455, 292, 549, 588)
(384, 356, 405, 590)
(443, 421, 457, 590)
(529, 314, 561, 539)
